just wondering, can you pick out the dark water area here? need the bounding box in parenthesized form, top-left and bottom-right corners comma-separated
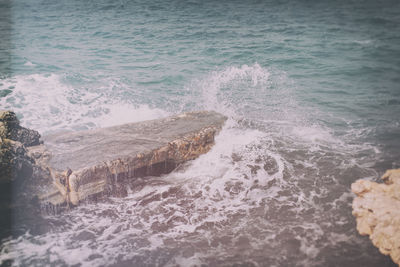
(1, 0, 400, 266)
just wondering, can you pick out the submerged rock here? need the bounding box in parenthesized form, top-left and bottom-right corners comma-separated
(352, 169, 400, 266)
(28, 111, 227, 206)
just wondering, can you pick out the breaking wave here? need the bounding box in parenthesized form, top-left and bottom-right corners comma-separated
(0, 64, 383, 266)
(0, 73, 169, 134)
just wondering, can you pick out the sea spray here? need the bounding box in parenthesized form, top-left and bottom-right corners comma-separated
(0, 74, 169, 134)
(0, 65, 383, 266)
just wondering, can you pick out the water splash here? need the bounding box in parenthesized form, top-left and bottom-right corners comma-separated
(0, 74, 169, 134)
(198, 63, 271, 116)
(0, 64, 384, 266)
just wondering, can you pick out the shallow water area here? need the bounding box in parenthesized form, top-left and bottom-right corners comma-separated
(0, 117, 395, 266)
(1, 0, 400, 266)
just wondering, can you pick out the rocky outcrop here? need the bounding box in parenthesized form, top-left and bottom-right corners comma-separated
(28, 111, 227, 206)
(0, 110, 226, 237)
(352, 169, 400, 266)
(0, 111, 44, 239)
(0, 110, 41, 182)
(0, 111, 40, 147)
(0, 109, 227, 241)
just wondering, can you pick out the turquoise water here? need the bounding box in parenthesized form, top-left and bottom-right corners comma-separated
(1, 0, 400, 266)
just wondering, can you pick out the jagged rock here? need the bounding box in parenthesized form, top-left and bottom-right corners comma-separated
(0, 111, 41, 182)
(0, 110, 41, 147)
(0, 111, 44, 239)
(352, 169, 400, 266)
(0, 137, 34, 182)
(28, 111, 227, 206)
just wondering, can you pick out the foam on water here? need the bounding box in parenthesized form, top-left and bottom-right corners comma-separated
(192, 63, 301, 125)
(0, 64, 386, 266)
(0, 0, 399, 264)
(23, 61, 36, 67)
(0, 73, 169, 134)
(198, 63, 270, 116)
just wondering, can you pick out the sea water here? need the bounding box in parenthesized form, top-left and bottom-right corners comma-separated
(0, 0, 399, 266)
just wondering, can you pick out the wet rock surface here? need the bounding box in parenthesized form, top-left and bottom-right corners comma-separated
(0, 111, 40, 147)
(29, 111, 226, 206)
(0, 111, 41, 182)
(352, 169, 400, 266)
(0, 110, 226, 240)
(0, 111, 46, 240)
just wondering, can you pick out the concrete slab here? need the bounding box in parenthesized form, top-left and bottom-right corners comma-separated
(28, 111, 226, 206)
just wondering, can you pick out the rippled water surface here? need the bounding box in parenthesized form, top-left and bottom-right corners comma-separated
(0, 0, 400, 266)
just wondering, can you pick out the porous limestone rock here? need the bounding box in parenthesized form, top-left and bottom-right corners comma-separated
(29, 111, 227, 206)
(352, 169, 400, 266)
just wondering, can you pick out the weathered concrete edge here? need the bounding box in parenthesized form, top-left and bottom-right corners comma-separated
(42, 118, 226, 206)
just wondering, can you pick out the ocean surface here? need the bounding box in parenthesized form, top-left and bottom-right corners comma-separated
(1, 0, 400, 266)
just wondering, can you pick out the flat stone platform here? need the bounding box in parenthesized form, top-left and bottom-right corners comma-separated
(28, 111, 226, 206)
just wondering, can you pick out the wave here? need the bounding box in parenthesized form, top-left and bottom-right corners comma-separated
(0, 73, 169, 134)
(0, 64, 383, 266)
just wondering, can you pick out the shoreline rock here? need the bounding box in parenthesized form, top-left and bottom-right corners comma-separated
(0, 111, 41, 182)
(0, 110, 226, 238)
(27, 111, 227, 206)
(0, 111, 40, 147)
(0, 111, 45, 239)
(352, 169, 400, 266)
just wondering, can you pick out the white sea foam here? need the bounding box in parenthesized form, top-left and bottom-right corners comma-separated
(0, 65, 382, 266)
(290, 124, 341, 145)
(353, 39, 373, 46)
(198, 63, 271, 116)
(0, 73, 169, 134)
(188, 64, 345, 149)
(23, 61, 36, 67)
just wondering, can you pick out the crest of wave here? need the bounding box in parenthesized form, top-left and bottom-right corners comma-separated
(0, 64, 371, 266)
(199, 63, 270, 116)
(185, 63, 340, 148)
(0, 73, 168, 134)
